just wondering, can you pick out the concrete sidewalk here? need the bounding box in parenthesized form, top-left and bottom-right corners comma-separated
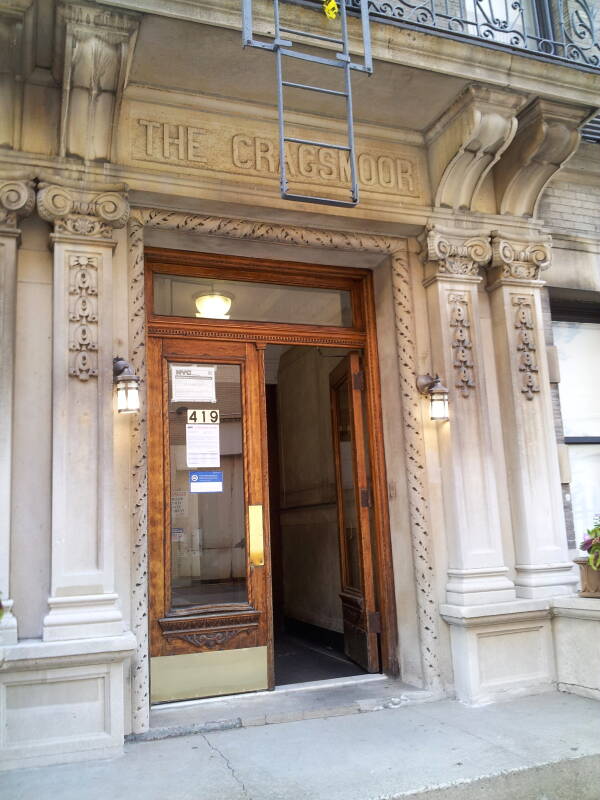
(2, 691, 600, 799)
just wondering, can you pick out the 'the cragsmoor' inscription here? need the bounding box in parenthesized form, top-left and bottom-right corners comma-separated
(131, 116, 423, 199)
(231, 135, 416, 195)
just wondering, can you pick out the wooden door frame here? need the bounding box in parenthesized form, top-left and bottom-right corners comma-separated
(145, 246, 399, 678)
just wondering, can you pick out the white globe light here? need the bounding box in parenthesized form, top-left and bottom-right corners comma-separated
(194, 293, 232, 319)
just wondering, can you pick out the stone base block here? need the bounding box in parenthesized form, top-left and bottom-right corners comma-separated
(0, 633, 136, 771)
(441, 600, 555, 704)
(553, 597, 600, 701)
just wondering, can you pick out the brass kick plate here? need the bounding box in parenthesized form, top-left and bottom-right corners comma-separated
(249, 505, 264, 566)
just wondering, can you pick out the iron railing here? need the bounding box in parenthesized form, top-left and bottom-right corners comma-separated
(338, 0, 600, 70)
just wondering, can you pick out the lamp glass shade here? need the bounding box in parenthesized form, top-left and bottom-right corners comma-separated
(116, 378, 140, 414)
(194, 293, 232, 319)
(430, 390, 449, 421)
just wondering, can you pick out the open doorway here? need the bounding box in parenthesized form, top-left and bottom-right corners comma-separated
(265, 344, 379, 686)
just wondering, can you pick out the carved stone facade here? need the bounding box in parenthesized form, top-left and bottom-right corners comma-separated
(1, 0, 597, 772)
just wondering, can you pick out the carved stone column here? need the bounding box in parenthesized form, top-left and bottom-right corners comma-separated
(0, 176, 35, 644)
(485, 232, 577, 598)
(37, 181, 130, 641)
(423, 225, 516, 605)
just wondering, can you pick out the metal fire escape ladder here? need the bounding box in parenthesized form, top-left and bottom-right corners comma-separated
(242, 0, 373, 208)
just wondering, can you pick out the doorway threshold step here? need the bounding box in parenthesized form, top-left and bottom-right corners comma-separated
(134, 675, 442, 742)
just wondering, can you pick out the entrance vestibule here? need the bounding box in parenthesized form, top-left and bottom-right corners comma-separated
(146, 248, 395, 703)
(266, 344, 369, 685)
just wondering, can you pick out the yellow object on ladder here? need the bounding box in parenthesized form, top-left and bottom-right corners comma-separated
(323, 0, 339, 19)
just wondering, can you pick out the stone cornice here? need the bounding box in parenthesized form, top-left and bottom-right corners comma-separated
(423, 224, 492, 283)
(37, 182, 130, 240)
(487, 232, 552, 286)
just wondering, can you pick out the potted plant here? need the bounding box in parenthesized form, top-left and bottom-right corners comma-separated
(576, 516, 600, 598)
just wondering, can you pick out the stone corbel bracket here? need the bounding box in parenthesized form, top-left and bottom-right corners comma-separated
(37, 181, 130, 238)
(494, 99, 593, 218)
(55, 2, 140, 162)
(423, 224, 492, 283)
(426, 85, 528, 212)
(487, 231, 552, 286)
(0, 176, 36, 231)
(0, 1, 32, 151)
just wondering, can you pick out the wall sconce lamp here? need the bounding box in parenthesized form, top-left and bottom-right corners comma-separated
(416, 373, 449, 421)
(113, 356, 141, 414)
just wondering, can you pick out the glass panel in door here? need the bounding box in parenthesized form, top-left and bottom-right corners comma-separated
(148, 338, 271, 703)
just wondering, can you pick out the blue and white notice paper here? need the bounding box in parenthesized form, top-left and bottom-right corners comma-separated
(189, 470, 224, 493)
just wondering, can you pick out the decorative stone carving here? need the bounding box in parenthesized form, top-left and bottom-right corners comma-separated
(494, 99, 592, 217)
(512, 295, 540, 401)
(0, 2, 30, 151)
(127, 210, 443, 731)
(426, 86, 527, 212)
(488, 233, 551, 284)
(68, 254, 98, 381)
(37, 183, 129, 238)
(426, 225, 492, 278)
(448, 293, 475, 396)
(56, 2, 140, 161)
(0, 178, 35, 229)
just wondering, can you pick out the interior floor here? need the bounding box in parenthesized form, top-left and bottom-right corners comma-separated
(274, 619, 366, 686)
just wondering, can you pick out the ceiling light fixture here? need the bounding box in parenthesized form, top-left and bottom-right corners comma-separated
(194, 292, 233, 319)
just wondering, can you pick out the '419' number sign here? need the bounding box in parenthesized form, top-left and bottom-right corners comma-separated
(187, 409, 220, 424)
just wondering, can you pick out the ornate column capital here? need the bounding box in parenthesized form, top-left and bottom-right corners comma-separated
(423, 224, 492, 284)
(487, 232, 551, 286)
(0, 178, 36, 233)
(37, 182, 129, 241)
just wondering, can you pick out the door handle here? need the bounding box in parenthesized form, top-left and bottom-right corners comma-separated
(249, 505, 264, 566)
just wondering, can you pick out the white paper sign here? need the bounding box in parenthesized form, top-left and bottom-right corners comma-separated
(186, 423, 220, 467)
(171, 365, 216, 403)
(171, 527, 185, 542)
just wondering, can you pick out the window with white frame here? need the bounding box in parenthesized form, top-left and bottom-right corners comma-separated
(553, 318, 600, 550)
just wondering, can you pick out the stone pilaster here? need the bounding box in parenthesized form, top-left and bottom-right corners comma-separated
(0, 176, 35, 644)
(423, 225, 516, 605)
(37, 181, 130, 641)
(485, 231, 578, 598)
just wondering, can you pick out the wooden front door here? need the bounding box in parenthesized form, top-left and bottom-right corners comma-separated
(330, 352, 380, 673)
(148, 336, 272, 702)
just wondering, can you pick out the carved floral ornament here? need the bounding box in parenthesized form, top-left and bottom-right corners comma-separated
(448, 293, 475, 397)
(512, 295, 540, 400)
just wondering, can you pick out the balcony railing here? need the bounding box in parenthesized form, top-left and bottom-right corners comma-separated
(343, 0, 600, 70)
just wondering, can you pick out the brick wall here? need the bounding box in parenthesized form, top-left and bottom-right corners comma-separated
(539, 181, 600, 237)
